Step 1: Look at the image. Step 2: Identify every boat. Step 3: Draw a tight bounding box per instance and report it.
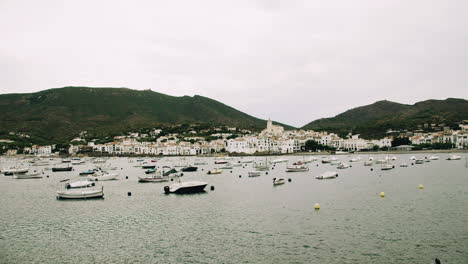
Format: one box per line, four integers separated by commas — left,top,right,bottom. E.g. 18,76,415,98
219,165,233,169
400,163,408,167
138,173,169,182
381,164,394,170
66,180,95,189
194,160,208,165
447,154,462,160
71,160,85,165
161,167,182,177
364,160,373,166
92,158,107,164
253,162,269,171
31,161,50,166
142,165,156,169
145,168,156,174
409,156,416,160
214,160,228,164
61,158,71,163
164,180,208,194
374,159,387,165
286,165,309,172
349,157,360,162
239,159,254,164
386,156,397,161
337,163,350,169
13,171,43,179
79,170,96,175
271,158,289,164
321,158,331,164
273,178,285,185
87,172,118,181
181,166,198,172
248,171,262,177
56,186,104,199
2,167,29,174
315,171,338,179
207,169,222,175
292,161,305,166
429,156,439,160
415,159,424,164
52,166,73,172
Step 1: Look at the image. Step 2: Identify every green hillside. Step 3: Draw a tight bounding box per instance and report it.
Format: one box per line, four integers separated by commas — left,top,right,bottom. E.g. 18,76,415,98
302,98,468,138
0,87,291,143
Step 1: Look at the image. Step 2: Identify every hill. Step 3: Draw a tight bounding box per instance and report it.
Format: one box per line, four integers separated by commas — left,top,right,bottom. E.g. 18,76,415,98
0,86,291,143
302,98,468,138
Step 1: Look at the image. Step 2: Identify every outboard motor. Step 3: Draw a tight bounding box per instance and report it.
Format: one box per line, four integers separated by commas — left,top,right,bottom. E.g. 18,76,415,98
164,186,170,194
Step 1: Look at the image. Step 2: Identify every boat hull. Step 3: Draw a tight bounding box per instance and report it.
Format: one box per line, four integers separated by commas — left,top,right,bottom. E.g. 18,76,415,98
52,167,73,172
170,184,207,194
56,189,104,199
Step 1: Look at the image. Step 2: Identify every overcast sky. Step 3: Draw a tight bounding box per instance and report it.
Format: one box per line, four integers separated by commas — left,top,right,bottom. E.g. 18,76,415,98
1,0,467,127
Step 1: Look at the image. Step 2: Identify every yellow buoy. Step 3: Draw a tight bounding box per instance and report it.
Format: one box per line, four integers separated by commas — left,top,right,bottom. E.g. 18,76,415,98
314,203,320,210
419,184,424,189
380,192,385,197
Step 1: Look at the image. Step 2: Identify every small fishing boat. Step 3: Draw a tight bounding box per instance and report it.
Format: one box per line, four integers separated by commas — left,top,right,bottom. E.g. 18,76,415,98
56,186,104,199
52,166,73,172
87,172,118,181
3,167,29,174
337,163,350,169
364,160,373,166
145,168,156,174
207,169,222,175
374,159,387,165
273,178,285,185
138,174,169,182
248,171,262,177
181,166,198,172
315,171,338,179
381,164,394,170
66,180,95,189
429,156,439,160
349,157,361,162
239,159,254,164
79,170,96,175
61,158,71,163
164,180,208,194
214,160,228,164
447,154,461,160
142,165,156,169
271,158,288,164
286,165,309,172
292,161,305,166
13,171,43,179
415,159,424,164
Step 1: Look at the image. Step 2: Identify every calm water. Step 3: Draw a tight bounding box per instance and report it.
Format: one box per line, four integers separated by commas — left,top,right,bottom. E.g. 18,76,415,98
1,154,467,264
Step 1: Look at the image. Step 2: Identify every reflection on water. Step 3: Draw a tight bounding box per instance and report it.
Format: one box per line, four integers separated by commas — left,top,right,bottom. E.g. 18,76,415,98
1,153,468,263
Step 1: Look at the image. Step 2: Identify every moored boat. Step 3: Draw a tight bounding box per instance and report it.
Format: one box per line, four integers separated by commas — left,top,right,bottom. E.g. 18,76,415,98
381,164,394,170
181,166,198,172
248,171,261,177
273,178,285,185
337,163,350,169
52,166,73,172
164,181,208,194
87,172,118,181
447,154,461,160
315,171,338,179
207,169,222,175
286,165,309,172
13,171,43,179
56,186,104,199
66,180,95,189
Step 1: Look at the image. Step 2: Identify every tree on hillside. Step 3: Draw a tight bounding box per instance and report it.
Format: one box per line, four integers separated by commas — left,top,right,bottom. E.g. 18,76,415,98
392,137,411,147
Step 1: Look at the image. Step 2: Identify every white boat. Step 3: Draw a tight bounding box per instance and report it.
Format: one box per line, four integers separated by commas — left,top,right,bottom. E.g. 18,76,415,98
271,158,289,164
315,171,338,179
87,172,119,181
3,167,29,174
400,163,408,167
429,156,439,160
61,158,71,163
273,178,285,185
381,164,394,170
71,160,85,165
321,157,331,164
214,160,229,164
239,159,254,164
349,157,361,162
447,154,461,160
164,181,208,194
374,159,387,164
368,157,374,161
337,163,350,169
248,171,262,177
409,156,416,160
253,161,269,171
386,156,397,161
66,180,95,188
286,165,309,172
364,160,373,166
92,158,107,164
13,171,43,179
57,186,104,199
219,164,233,169
138,173,168,182
415,159,424,164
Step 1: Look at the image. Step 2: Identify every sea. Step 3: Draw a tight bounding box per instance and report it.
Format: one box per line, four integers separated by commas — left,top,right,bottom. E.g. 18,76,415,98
0,153,467,264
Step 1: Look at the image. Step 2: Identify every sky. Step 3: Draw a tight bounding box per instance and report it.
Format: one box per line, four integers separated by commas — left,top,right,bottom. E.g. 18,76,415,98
1,0,467,127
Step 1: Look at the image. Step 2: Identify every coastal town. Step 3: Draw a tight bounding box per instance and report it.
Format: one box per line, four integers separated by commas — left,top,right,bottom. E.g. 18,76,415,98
4,119,468,157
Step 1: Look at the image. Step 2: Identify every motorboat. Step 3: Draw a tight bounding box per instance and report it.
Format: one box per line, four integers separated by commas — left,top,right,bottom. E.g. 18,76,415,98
415,159,424,164
273,178,286,185
79,170,96,175
219,164,233,170
349,157,361,162
248,171,262,177
214,160,228,164
447,154,462,160
374,159,387,165
13,171,43,179
207,169,222,175
56,186,104,199
364,160,373,166
239,159,254,164
286,165,309,172
321,158,331,164
381,164,394,170
164,180,208,194
181,166,198,172
142,165,156,169
66,180,95,189
429,156,439,160
400,163,408,167
162,166,183,177
271,158,288,164
145,168,156,174
292,161,305,166
337,163,350,169
87,172,119,181
315,171,338,179
61,158,71,163
409,156,416,160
